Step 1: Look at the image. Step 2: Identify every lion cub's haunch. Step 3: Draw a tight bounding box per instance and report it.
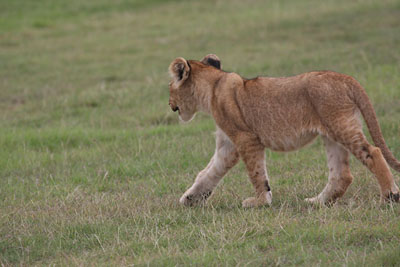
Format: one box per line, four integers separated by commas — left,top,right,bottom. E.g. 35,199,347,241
168,54,400,208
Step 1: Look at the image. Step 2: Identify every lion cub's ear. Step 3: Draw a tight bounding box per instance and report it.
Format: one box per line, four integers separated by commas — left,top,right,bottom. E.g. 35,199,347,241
201,54,221,69
169,57,190,84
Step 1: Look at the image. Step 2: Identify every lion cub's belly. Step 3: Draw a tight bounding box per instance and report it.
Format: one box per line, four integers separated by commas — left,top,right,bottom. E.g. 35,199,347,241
260,131,318,152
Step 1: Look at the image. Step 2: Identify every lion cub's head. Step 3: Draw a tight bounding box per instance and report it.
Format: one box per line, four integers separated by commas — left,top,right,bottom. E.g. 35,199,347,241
168,54,221,122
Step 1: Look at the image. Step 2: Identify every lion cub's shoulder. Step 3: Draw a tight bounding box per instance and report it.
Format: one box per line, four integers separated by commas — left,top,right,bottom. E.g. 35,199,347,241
220,72,243,85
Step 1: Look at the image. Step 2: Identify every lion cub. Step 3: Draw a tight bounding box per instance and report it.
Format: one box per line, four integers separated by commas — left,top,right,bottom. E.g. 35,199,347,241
168,54,400,208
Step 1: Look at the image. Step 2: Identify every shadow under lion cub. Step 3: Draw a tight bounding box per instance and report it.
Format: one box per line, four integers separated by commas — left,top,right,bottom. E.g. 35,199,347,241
168,54,400,208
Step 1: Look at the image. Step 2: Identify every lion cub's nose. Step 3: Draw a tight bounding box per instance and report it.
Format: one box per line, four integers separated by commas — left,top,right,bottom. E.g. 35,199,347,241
170,104,179,112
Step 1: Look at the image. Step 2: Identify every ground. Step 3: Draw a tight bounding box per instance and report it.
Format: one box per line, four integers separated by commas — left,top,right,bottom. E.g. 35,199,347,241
1,0,400,265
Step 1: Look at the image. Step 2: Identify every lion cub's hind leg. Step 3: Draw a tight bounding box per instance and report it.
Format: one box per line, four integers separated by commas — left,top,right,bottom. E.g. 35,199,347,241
305,137,353,205
344,134,400,202
331,129,399,202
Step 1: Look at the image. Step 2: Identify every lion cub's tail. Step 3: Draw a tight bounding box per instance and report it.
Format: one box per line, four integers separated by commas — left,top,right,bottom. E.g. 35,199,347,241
353,84,400,172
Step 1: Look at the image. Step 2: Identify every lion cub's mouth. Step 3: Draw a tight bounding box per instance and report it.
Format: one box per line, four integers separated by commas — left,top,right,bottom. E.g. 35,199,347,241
172,106,179,112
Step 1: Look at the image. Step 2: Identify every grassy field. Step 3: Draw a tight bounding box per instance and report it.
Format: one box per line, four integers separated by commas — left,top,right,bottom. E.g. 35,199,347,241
1,0,400,265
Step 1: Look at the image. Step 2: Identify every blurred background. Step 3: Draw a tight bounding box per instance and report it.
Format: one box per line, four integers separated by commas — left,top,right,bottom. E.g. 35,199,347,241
1,0,399,129
1,0,400,265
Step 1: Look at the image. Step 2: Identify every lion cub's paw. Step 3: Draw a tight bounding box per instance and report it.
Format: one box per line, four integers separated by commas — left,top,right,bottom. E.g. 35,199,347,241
179,190,212,206
389,192,400,202
304,196,325,206
382,191,400,203
242,191,272,208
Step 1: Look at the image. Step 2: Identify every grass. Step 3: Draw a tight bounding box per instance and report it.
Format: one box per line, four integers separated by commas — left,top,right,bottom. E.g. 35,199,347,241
1,0,400,265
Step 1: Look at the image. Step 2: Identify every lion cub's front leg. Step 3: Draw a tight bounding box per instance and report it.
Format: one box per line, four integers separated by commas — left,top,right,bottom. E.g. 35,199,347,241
238,136,272,208
180,129,239,206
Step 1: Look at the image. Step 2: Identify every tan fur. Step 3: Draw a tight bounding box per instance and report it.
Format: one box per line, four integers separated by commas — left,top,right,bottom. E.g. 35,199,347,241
169,55,400,207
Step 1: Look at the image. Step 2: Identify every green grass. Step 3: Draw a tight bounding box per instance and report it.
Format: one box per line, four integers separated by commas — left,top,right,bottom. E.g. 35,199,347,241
1,0,400,265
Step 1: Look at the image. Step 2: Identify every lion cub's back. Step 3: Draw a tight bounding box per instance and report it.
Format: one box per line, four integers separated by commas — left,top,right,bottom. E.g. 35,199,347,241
238,74,320,151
